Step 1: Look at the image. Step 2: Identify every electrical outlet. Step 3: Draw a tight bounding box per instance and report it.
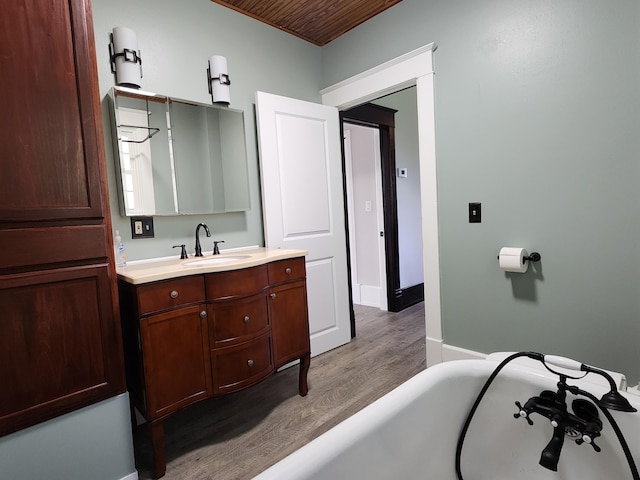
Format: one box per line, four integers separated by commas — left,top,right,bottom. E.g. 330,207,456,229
131,216,154,238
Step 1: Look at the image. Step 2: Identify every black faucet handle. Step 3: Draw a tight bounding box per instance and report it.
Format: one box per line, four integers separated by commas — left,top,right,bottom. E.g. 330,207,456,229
213,240,225,255
575,434,602,453
514,401,534,425
173,244,188,259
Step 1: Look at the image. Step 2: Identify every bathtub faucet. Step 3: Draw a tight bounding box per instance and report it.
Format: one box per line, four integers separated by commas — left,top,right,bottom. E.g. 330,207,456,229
514,375,603,471
456,351,638,480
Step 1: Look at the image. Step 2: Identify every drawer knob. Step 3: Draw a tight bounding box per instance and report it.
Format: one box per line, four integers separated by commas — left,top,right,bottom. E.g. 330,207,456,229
270,293,276,299
170,290,179,299
285,267,292,275
243,315,250,323
247,359,254,367
200,310,207,318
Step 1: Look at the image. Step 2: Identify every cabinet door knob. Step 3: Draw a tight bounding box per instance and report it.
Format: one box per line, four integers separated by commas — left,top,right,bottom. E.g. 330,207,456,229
243,315,250,323
247,359,254,367
270,293,276,299
170,290,179,299
200,310,207,318
285,267,292,275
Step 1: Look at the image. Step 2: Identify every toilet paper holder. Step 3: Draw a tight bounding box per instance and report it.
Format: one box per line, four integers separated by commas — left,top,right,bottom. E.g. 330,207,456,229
496,252,541,264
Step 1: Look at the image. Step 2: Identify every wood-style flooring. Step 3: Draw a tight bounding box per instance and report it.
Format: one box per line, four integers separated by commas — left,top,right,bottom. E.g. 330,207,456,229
133,302,426,479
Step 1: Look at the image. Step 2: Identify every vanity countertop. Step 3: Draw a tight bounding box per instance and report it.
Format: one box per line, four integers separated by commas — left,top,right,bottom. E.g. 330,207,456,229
117,247,308,285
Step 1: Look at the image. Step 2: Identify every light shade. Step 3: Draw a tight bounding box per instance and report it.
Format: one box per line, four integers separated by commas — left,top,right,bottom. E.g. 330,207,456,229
109,26,143,89
207,55,231,105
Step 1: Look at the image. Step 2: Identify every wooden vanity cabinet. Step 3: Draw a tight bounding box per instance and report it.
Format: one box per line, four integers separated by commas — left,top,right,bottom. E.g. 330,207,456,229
118,255,310,478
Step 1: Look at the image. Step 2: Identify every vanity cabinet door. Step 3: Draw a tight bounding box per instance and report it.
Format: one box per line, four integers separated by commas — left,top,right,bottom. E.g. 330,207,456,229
270,280,310,368
140,305,212,419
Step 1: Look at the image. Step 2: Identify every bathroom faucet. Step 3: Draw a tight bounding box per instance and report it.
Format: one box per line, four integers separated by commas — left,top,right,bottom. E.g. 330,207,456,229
456,352,639,480
194,223,211,257
514,376,603,471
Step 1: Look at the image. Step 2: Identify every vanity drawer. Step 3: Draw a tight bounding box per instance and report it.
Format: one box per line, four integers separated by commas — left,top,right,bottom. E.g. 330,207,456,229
205,265,268,299
212,334,273,395
210,293,269,346
267,257,306,284
137,276,205,315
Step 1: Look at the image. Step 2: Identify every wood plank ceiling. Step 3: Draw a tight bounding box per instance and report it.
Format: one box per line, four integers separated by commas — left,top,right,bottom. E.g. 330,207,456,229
210,0,402,46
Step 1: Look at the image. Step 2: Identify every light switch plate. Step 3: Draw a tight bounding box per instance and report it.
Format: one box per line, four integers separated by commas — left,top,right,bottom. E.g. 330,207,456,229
468,203,481,223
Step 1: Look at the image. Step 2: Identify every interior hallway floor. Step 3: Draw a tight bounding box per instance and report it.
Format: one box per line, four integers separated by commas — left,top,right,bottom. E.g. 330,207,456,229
133,302,427,479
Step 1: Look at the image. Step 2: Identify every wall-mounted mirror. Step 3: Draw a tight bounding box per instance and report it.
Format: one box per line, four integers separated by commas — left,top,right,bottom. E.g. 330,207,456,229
108,87,250,216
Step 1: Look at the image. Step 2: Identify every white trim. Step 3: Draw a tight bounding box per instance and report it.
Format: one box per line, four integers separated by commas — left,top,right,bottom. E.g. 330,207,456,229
426,337,443,367
120,472,138,480
320,43,437,109
322,44,443,365
441,344,487,362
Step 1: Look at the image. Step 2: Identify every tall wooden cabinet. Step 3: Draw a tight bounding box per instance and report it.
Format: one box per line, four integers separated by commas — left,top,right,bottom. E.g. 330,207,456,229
0,0,126,436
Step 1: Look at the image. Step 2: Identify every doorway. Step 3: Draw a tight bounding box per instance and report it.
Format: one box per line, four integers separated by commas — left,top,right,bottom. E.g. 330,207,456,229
342,96,424,314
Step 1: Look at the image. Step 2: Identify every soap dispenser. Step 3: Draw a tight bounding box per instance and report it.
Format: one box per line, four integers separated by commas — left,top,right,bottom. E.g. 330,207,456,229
114,230,126,267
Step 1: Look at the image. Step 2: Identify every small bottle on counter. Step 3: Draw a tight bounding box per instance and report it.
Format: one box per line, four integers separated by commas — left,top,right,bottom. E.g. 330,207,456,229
114,230,126,267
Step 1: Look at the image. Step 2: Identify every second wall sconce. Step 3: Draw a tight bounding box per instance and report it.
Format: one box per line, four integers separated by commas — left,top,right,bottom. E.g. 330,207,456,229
207,55,231,105
109,26,143,89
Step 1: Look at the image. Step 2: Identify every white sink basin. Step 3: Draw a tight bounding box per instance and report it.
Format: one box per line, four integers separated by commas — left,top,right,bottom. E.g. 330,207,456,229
183,256,248,267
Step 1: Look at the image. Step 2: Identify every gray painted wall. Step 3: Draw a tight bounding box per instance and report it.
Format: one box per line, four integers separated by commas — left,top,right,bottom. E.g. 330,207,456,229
324,0,640,384
93,0,323,261
0,394,135,480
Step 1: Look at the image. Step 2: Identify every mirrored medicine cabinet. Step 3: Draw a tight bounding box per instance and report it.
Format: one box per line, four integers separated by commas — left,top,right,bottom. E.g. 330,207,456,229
108,86,250,216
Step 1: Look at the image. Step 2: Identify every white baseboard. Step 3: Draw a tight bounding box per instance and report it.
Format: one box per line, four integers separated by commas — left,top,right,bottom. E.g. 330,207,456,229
442,344,487,362
121,472,138,480
359,285,381,308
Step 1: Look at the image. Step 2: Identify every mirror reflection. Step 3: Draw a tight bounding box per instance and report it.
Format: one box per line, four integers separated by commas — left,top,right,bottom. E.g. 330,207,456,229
109,87,250,216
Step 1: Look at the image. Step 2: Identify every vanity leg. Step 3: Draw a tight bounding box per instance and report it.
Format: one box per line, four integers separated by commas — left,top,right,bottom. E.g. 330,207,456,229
149,419,166,478
298,353,310,396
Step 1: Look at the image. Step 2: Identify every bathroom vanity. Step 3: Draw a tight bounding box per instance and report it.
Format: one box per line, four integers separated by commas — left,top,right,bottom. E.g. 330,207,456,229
117,248,310,478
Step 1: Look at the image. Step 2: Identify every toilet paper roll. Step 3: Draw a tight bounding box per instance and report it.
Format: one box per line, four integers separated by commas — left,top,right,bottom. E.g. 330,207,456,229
499,247,529,273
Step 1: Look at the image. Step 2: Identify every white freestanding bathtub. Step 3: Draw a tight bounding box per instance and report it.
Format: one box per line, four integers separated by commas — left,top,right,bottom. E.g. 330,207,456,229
253,357,640,480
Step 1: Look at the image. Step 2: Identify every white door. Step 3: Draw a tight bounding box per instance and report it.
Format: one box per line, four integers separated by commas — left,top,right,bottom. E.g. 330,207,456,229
255,91,351,357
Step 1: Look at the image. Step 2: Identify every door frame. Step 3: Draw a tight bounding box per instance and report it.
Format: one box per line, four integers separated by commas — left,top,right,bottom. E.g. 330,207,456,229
321,43,443,366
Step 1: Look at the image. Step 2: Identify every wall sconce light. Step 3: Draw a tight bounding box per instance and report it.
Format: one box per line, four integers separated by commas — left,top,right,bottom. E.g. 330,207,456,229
207,55,231,105
109,26,143,89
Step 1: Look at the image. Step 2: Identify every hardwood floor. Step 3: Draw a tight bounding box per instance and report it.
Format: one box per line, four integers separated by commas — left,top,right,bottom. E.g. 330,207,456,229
132,302,426,479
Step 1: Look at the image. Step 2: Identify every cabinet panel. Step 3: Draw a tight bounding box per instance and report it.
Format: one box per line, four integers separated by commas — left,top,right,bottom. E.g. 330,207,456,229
141,305,211,418
212,335,273,394
210,293,269,346
270,280,311,367
0,0,104,221
0,266,125,434
206,265,268,299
